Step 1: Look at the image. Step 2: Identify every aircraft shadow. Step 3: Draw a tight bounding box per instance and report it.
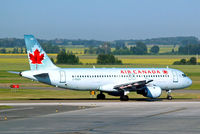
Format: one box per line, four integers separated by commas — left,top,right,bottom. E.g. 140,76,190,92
29,97,196,102
30,98,165,102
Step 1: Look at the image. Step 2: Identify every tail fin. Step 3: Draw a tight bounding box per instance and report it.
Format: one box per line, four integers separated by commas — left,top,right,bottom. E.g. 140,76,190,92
24,35,57,70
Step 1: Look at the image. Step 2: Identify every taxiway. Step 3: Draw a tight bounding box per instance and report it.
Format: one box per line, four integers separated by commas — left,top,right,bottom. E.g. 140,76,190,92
1,102,200,134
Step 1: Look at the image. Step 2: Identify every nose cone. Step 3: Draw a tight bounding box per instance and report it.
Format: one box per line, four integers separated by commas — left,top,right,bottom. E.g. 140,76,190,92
186,77,192,87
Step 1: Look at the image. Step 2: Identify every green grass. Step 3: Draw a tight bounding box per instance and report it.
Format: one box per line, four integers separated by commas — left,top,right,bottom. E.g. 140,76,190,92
0,105,13,110
0,88,199,100
0,54,200,100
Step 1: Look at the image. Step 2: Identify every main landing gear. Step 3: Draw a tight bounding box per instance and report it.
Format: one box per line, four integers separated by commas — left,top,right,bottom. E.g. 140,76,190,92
120,91,130,101
166,90,172,100
97,92,105,100
120,95,129,101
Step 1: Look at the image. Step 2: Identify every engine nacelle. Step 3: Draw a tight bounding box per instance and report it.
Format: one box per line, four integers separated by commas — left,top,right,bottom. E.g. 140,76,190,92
137,85,162,98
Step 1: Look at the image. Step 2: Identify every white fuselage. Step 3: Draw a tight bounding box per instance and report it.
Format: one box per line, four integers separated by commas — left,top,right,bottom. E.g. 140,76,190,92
21,68,192,92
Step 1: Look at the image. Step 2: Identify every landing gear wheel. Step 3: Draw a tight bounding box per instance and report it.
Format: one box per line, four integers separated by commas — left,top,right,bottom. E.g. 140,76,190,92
120,95,129,101
166,90,172,100
167,95,172,100
97,93,105,100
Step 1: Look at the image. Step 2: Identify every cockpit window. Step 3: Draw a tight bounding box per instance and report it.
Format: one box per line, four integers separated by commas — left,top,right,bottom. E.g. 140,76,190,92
182,74,187,77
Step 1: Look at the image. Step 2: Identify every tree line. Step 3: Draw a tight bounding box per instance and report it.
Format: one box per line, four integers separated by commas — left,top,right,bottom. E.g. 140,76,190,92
173,57,197,65
0,43,60,54
178,44,200,55
84,42,160,55
55,49,122,65
0,36,199,48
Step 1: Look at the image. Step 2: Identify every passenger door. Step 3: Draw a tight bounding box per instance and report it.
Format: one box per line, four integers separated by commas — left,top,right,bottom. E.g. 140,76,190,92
172,71,178,83
60,71,66,83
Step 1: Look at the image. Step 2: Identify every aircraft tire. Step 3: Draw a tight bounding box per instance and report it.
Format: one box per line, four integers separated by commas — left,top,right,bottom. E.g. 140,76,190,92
167,95,172,100
97,94,105,100
120,95,129,101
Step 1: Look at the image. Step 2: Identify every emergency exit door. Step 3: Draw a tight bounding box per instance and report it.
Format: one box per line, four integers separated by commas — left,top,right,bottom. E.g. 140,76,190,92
60,71,66,83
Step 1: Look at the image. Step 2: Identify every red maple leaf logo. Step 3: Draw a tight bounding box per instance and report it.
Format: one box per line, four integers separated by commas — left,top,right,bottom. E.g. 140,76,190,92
163,70,168,74
29,49,44,64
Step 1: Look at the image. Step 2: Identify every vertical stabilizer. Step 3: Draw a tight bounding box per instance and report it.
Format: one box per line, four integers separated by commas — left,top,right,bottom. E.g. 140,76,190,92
24,35,57,70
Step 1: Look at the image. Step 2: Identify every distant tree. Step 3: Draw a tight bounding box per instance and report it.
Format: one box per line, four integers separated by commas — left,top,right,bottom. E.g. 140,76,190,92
150,45,159,54
178,44,200,55
96,43,111,54
56,50,80,64
130,46,137,54
173,57,197,65
181,39,199,46
171,48,175,54
173,61,181,65
97,54,122,65
41,43,60,53
12,48,19,53
112,47,131,55
50,57,55,64
180,59,186,64
56,49,66,63
0,48,6,53
188,57,197,65
114,42,126,50
130,42,147,55
20,47,23,54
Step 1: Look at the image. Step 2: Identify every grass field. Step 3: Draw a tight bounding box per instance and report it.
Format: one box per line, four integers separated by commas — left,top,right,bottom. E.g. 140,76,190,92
0,54,199,68
0,88,200,100
0,105,13,110
0,54,200,100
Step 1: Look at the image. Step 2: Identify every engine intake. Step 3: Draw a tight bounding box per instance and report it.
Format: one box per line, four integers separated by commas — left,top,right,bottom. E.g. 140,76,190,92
137,85,162,98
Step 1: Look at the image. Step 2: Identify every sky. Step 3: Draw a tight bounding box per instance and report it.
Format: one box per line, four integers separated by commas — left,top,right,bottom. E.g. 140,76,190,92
0,0,200,41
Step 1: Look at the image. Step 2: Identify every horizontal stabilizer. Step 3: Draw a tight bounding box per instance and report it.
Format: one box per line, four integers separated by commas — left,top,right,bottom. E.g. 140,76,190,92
8,71,21,75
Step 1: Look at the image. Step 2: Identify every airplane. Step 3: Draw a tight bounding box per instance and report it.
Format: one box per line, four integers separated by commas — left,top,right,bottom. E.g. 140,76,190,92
9,35,192,101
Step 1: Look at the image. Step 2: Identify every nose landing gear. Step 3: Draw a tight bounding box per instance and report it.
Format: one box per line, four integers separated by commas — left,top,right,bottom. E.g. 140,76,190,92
166,90,172,100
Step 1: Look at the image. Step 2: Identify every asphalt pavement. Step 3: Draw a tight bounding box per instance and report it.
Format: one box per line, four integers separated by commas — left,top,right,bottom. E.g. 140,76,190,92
0,102,200,134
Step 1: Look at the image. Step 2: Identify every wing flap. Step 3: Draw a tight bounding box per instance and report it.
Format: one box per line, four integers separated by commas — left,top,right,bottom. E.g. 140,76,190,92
114,80,153,91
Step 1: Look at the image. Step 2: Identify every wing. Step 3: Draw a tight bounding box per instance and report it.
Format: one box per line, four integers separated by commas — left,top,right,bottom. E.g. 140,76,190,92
113,80,153,91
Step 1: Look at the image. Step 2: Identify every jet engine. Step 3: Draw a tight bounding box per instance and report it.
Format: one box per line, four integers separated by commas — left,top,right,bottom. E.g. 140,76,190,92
137,85,162,98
